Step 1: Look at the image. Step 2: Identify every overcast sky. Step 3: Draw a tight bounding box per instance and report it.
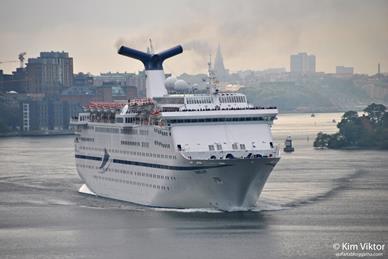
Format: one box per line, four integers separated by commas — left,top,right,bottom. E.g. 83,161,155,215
1,0,387,75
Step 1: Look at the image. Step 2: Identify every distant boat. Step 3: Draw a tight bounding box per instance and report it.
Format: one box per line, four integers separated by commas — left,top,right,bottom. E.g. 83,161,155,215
332,119,336,123
283,136,295,152
311,113,315,117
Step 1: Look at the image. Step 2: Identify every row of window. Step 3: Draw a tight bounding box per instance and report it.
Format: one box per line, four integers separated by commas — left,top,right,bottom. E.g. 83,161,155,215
78,146,177,160
154,128,169,136
208,143,246,151
124,117,135,123
93,175,171,191
121,127,138,135
167,117,272,124
78,164,97,169
80,137,94,142
120,128,150,135
120,140,149,148
95,127,120,134
124,151,176,160
121,140,140,147
139,129,149,136
232,143,246,150
186,97,213,104
154,140,171,149
219,95,246,103
108,167,177,181
95,126,149,135
78,164,177,182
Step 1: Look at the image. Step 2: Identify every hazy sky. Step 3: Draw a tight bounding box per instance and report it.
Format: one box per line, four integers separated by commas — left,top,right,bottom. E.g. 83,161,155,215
1,0,387,75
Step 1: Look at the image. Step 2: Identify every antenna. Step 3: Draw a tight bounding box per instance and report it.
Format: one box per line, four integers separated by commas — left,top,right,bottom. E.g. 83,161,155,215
207,53,217,95
149,39,154,54
208,53,212,72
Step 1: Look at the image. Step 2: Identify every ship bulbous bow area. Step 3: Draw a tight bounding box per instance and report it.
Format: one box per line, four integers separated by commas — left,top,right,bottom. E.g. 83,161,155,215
117,45,183,70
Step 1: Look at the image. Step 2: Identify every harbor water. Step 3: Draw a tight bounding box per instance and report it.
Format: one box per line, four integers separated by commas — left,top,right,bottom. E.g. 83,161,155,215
0,112,387,259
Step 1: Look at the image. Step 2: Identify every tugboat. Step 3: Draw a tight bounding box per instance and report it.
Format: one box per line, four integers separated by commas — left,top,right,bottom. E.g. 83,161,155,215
283,136,295,152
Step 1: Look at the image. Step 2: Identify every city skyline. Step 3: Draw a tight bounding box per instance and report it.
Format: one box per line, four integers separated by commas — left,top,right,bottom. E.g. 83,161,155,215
1,0,388,75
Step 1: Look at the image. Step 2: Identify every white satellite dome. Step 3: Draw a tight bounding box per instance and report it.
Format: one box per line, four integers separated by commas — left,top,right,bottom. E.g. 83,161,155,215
174,79,190,91
165,76,177,89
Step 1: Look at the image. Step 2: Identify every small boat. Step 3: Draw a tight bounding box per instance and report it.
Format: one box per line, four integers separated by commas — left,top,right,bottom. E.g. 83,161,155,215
311,113,315,117
332,119,336,123
283,136,295,152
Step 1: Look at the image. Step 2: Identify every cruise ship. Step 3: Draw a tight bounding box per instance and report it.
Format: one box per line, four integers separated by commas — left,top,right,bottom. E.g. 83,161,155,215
71,44,280,211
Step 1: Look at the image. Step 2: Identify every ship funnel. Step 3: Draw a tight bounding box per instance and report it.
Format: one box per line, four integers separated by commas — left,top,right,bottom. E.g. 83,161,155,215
118,45,182,70
118,45,183,98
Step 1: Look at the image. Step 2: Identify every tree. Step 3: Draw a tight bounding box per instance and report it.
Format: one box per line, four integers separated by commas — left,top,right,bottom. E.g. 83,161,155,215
337,111,363,145
327,133,347,149
382,112,388,128
364,103,386,126
313,104,388,150
313,132,331,148
339,110,359,124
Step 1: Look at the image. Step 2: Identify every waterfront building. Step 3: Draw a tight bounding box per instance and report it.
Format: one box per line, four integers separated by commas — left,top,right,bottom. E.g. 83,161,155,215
26,51,73,95
290,52,316,73
336,66,354,75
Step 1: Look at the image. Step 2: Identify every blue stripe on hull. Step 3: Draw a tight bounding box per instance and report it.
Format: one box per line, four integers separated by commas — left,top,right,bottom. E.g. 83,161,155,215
75,154,230,171
75,154,102,161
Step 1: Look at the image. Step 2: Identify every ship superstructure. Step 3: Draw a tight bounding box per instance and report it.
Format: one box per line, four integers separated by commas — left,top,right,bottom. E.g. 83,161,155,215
71,43,280,211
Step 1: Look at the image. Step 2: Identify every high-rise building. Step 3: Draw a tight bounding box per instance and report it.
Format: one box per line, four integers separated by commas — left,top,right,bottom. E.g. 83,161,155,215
290,52,316,73
213,45,229,80
336,66,354,75
20,97,79,132
26,51,73,95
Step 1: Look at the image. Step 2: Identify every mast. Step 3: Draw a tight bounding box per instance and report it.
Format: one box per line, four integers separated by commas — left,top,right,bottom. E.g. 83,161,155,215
207,54,218,95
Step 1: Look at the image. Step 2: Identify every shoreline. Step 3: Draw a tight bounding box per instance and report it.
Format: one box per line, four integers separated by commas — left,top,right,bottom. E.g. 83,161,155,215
316,146,388,151
0,131,75,138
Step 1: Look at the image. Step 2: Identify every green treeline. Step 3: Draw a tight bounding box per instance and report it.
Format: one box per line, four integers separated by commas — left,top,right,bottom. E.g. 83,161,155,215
314,103,388,149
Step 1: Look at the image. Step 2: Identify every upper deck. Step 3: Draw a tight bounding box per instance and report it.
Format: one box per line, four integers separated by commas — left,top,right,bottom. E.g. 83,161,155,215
70,92,278,128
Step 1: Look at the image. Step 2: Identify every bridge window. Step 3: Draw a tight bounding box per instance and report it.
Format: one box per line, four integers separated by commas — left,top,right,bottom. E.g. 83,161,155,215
208,145,215,151
240,144,246,150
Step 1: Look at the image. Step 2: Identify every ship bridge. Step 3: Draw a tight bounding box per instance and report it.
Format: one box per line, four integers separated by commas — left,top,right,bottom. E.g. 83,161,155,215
158,98,279,161
154,92,250,112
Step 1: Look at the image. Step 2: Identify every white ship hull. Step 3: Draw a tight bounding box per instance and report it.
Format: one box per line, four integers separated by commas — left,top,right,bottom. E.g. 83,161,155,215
74,123,279,211
77,156,278,210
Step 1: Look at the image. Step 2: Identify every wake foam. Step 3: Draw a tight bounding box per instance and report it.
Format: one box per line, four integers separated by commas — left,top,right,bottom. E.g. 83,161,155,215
78,184,96,195
284,169,366,208
151,199,285,213
152,208,223,213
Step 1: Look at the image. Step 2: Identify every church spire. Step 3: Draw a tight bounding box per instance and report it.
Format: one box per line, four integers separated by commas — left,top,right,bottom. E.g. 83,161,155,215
213,44,228,79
